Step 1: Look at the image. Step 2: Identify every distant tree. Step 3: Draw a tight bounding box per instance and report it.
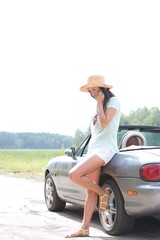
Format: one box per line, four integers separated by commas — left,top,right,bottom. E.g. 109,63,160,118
120,107,160,126
73,129,86,148
144,107,160,126
72,126,91,148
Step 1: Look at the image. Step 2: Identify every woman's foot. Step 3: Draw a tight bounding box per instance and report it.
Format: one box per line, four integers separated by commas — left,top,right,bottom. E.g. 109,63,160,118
99,193,109,212
65,228,89,238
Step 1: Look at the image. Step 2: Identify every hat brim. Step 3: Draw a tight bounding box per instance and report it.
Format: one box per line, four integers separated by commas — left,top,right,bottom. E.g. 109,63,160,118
80,83,113,92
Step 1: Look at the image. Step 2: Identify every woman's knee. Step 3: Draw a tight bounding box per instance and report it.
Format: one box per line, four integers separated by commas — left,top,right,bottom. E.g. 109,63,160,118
68,169,78,182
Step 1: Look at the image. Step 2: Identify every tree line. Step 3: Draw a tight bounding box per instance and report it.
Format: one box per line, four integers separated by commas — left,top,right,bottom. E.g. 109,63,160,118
0,132,73,149
0,107,160,149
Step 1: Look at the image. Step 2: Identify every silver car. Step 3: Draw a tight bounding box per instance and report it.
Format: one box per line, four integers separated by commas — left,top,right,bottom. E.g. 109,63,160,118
44,125,160,235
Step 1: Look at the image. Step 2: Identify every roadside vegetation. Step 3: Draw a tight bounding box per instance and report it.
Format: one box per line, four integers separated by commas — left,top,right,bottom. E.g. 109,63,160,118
0,149,64,181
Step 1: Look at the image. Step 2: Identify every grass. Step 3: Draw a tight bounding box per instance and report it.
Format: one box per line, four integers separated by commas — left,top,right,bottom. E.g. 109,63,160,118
0,149,64,181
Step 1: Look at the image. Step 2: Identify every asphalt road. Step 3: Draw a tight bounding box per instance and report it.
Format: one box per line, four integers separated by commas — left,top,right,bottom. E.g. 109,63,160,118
0,175,160,240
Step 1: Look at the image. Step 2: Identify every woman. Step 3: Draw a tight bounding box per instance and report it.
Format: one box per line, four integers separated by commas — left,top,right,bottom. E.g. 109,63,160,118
65,75,121,238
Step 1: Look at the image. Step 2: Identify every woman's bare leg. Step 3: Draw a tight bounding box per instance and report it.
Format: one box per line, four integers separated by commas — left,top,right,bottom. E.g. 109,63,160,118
68,154,106,196
65,155,109,238
65,168,101,238
81,168,101,229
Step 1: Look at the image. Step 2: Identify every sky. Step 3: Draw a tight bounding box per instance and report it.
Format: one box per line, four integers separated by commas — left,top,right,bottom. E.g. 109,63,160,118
0,0,160,136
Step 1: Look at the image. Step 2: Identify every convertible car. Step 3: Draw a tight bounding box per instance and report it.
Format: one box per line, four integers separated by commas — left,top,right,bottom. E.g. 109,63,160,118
44,125,160,235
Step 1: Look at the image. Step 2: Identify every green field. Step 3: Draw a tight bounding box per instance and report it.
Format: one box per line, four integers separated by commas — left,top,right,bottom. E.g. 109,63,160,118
0,149,64,180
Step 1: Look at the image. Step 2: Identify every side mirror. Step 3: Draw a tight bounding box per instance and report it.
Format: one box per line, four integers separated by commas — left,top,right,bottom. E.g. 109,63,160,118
65,147,76,159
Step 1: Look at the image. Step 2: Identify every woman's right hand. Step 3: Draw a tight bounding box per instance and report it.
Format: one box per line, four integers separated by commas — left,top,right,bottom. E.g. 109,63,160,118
96,91,104,104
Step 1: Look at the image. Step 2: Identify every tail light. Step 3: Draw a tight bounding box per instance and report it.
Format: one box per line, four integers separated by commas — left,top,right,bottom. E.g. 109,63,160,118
140,164,160,181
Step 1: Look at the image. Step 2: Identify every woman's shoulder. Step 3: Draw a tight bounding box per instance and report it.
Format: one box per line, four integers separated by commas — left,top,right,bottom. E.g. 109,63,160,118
109,96,120,103
108,96,120,109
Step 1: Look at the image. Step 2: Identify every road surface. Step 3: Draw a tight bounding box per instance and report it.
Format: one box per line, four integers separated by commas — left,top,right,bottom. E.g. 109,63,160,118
0,175,160,239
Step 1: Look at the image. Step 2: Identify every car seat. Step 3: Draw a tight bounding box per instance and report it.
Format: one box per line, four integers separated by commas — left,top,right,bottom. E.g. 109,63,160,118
119,131,147,149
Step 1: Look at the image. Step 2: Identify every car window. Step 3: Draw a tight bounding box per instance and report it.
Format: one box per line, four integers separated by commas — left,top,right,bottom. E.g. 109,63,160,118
75,135,91,157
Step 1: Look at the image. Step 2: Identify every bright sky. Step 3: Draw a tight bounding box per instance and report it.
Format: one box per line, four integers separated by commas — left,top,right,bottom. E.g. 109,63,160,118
0,0,160,136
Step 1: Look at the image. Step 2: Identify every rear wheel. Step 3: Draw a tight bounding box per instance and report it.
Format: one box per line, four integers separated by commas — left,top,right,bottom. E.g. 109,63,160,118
99,179,135,235
44,173,66,211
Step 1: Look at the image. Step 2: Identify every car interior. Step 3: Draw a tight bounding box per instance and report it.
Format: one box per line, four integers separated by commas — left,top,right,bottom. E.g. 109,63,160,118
119,131,147,149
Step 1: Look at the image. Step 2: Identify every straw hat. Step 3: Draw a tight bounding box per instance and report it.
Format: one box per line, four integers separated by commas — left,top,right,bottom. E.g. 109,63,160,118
80,75,112,92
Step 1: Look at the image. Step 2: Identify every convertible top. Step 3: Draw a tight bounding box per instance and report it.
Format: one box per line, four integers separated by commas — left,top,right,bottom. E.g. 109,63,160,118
119,125,160,132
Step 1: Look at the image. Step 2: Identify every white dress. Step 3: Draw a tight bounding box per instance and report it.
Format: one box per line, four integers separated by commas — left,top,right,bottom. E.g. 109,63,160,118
87,97,121,165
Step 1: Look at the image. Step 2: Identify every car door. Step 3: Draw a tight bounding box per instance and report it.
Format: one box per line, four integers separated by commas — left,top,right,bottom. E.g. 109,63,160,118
59,135,90,205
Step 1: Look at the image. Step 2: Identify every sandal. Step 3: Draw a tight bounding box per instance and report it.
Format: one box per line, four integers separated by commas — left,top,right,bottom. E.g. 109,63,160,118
99,193,109,212
65,228,89,238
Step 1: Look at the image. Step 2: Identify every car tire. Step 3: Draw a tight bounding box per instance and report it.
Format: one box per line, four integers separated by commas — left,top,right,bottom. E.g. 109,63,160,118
44,173,66,211
99,179,135,235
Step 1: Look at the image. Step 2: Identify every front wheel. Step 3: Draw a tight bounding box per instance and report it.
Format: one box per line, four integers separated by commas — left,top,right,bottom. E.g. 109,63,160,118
99,179,135,235
44,173,66,211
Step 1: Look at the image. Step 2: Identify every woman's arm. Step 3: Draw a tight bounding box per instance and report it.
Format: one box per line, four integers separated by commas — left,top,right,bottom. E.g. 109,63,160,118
96,91,117,128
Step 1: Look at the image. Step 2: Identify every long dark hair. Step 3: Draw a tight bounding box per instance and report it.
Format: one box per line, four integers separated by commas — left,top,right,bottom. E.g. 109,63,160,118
100,87,115,111
89,87,115,111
